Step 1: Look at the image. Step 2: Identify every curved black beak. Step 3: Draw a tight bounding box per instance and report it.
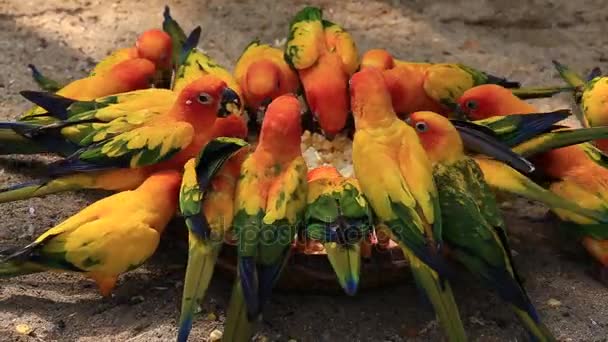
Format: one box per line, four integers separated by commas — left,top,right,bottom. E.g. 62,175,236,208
219,87,241,117
452,119,535,174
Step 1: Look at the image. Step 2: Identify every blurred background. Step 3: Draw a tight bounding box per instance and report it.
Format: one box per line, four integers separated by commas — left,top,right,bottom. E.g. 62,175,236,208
0,0,607,341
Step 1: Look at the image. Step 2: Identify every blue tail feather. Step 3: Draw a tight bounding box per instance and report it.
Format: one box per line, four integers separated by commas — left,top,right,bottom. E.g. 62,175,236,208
238,257,259,320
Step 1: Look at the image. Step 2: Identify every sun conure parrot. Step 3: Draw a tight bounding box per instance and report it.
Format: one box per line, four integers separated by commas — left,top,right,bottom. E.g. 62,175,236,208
552,60,608,152
18,58,157,126
360,49,568,118
25,25,179,107
456,84,608,284
223,95,308,342
408,111,556,341
177,137,249,342
284,6,359,136
234,40,299,133
0,170,182,297
349,68,467,341
0,76,241,204
172,48,243,108
304,165,373,296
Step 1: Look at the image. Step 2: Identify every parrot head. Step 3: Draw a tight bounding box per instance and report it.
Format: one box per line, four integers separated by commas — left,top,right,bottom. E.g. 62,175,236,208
135,29,173,69
360,49,394,70
110,58,157,90
212,114,249,139
409,111,535,173
407,111,465,163
350,68,397,129
456,84,515,120
258,94,302,155
307,165,342,182
177,75,242,121
244,59,282,109
302,53,350,137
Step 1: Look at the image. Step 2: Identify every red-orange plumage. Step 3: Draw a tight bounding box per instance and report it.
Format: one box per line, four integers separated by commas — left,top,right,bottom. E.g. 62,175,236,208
300,52,349,136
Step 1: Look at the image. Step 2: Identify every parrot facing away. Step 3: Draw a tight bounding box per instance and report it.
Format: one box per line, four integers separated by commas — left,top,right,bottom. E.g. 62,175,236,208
350,68,467,341
223,95,308,342
408,111,555,341
304,165,373,296
234,40,299,132
0,170,182,297
18,58,158,126
552,60,608,153
360,49,567,118
27,28,174,92
456,83,608,283
0,75,242,204
284,6,359,136
177,137,250,342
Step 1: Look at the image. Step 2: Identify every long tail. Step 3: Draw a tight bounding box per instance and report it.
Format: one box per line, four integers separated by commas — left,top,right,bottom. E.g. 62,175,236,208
511,305,556,342
511,86,574,99
552,60,586,89
513,127,608,157
483,72,520,88
177,239,221,342
0,121,78,156
0,260,44,278
223,280,257,342
27,64,63,92
405,249,467,342
475,158,608,223
325,243,360,295
0,174,98,204
0,125,48,155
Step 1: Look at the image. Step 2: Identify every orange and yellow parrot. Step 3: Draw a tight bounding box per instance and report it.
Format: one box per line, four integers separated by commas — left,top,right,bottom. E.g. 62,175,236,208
177,137,249,342
223,95,308,342
0,75,241,203
350,68,466,341
360,49,567,118
234,40,299,131
456,84,608,283
552,60,608,153
408,111,555,341
284,6,359,136
304,166,372,296
235,40,299,111
0,170,182,297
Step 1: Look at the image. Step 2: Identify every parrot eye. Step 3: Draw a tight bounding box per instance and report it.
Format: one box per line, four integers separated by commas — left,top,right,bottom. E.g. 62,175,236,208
415,121,428,132
197,92,213,105
465,100,478,110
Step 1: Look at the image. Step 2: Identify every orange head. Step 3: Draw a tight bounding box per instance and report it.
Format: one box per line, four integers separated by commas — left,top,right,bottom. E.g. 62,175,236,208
109,58,157,90
457,84,533,120
407,111,463,164
349,68,397,129
258,94,302,156
244,59,282,109
136,29,173,69
176,75,242,125
307,165,342,182
212,114,249,139
301,53,349,136
360,49,394,70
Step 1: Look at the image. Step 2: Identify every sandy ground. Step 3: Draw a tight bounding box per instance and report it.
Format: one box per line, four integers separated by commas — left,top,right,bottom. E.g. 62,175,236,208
1,0,608,341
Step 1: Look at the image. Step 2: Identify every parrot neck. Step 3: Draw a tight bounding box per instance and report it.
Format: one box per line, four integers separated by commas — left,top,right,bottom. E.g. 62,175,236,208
256,140,301,162
422,137,464,166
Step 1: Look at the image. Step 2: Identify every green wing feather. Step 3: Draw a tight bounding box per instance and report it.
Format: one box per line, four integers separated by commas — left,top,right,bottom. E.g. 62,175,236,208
177,137,248,342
